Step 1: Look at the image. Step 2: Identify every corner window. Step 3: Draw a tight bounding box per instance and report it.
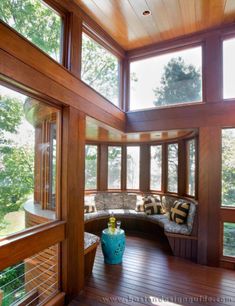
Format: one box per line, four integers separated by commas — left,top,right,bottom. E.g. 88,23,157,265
150,145,162,191
81,32,120,107
0,0,63,62
223,38,235,99
222,129,235,207
167,143,178,193
130,46,202,110
85,145,98,190
186,139,196,196
126,146,140,189
108,146,122,189
0,84,60,238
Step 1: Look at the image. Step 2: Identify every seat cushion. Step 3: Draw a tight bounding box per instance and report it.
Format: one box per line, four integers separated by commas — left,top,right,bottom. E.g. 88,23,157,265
164,221,191,235
123,193,137,210
103,193,124,209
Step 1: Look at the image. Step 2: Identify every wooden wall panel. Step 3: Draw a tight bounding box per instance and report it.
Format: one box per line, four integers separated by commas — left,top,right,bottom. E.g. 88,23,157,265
198,127,221,266
61,107,85,301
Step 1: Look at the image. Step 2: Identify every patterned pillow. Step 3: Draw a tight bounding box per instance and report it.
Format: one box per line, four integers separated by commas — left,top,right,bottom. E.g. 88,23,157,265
170,201,190,224
143,196,163,215
84,203,96,213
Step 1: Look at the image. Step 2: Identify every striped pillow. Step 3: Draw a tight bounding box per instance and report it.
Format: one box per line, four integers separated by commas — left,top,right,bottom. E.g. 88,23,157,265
143,196,163,215
84,203,96,213
170,201,190,224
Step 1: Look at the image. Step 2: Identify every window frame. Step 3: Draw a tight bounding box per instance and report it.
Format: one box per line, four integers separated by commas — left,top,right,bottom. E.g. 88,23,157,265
220,221,235,262
127,43,204,112
149,144,163,192
81,25,122,109
85,143,99,191
166,142,179,194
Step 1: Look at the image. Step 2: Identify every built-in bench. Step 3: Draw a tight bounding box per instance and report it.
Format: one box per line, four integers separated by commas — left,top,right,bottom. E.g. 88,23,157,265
84,192,198,261
84,232,99,278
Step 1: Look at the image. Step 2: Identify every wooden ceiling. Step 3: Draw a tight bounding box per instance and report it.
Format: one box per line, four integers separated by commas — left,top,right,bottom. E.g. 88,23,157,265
86,117,196,143
75,0,235,50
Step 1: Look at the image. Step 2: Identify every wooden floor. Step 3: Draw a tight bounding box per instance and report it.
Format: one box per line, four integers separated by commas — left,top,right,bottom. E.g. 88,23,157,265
71,232,235,306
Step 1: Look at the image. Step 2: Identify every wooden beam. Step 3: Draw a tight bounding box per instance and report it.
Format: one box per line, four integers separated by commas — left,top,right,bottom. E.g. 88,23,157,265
61,107,85,301
0,221,65,271
99,144,108,191
140,145,150,192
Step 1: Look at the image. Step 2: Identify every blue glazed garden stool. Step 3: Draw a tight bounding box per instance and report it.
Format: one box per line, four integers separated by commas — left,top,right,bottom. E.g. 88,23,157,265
101,229,126,264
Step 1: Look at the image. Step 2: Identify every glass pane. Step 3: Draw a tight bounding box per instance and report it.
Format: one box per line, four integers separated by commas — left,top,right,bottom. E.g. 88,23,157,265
0,0,62,62
0,84,60,238
0,244,59,305
150,145,162,190
222,129,235,207
81,32,119,106
223,38,235,99
130,46,202,110
108,146,122,189
167,144,178,193
85,145,98,190
126,146,140,189
187,139,196,196
223,222,235,257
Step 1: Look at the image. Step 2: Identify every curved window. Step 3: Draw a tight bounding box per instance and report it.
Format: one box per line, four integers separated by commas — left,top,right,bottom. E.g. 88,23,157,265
150,145,162,191
186,139,196,196
108,146,122,189
126,146,140,189
85,145,98,190
167,143,178,193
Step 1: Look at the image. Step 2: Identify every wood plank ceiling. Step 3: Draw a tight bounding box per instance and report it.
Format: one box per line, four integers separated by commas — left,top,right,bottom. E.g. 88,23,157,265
75,0,235,50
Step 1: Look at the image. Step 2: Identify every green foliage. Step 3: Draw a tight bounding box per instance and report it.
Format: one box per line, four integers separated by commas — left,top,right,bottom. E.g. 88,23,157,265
0,0,61,61
0,93,34,230
0,263,25,306
82,33,119,105
153,57,201,106
108,147,121,188
222,130,235,206
85,145,97,190
223,223,235,257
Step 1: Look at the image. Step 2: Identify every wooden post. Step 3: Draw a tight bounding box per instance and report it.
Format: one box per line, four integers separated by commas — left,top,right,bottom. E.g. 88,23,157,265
61,106,85,301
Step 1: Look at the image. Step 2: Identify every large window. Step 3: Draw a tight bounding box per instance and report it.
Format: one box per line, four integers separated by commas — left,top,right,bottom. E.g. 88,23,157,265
0,84,60,238
126,146,140,189
130,46,202,110
0,0,63,62
186,139,196,196
85,145,98,190
223,38,235,99
167,143,178,193
81,32,120,106
150,145,162,191
108,146,122,189
222,129,235,207
223,222,235,258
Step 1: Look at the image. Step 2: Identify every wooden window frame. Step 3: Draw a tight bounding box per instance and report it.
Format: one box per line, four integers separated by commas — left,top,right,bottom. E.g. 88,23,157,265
107,145,123,190
185,138,197,198
126,145,141,191
220,221,235,263
126,42,204,112
81,25,124,109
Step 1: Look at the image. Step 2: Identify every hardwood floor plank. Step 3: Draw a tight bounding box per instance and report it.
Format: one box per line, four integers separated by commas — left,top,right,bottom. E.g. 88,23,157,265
70,233,235,306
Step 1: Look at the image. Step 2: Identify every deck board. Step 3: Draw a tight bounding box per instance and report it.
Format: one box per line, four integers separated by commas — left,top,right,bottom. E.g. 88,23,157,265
71,233,235,306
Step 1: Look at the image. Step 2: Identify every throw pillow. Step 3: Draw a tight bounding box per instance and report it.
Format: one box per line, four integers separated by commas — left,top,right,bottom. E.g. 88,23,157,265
143,196,163,215
84,202,96,213
170,201,190,224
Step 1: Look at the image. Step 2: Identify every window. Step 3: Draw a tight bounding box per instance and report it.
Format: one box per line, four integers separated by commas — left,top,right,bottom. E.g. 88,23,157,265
0,84,60,237
222,129,235,207
223,222,235,258
167,143,178,193
126,146,140,189
108,146,122,189
223,38,235,99
150,145,162,191
85,145,98,190
0,0,63,62
186,139,196,196
81,32,120,106
130,46,202,110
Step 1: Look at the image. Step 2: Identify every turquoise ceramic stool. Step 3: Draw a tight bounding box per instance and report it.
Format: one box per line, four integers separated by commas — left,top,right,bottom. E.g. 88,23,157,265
101,228,126,264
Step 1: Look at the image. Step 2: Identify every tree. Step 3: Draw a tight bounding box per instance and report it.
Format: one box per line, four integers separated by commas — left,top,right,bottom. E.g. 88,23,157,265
85,145,98,190
153,57,201,106
0,0,61,60
0,94,34,229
